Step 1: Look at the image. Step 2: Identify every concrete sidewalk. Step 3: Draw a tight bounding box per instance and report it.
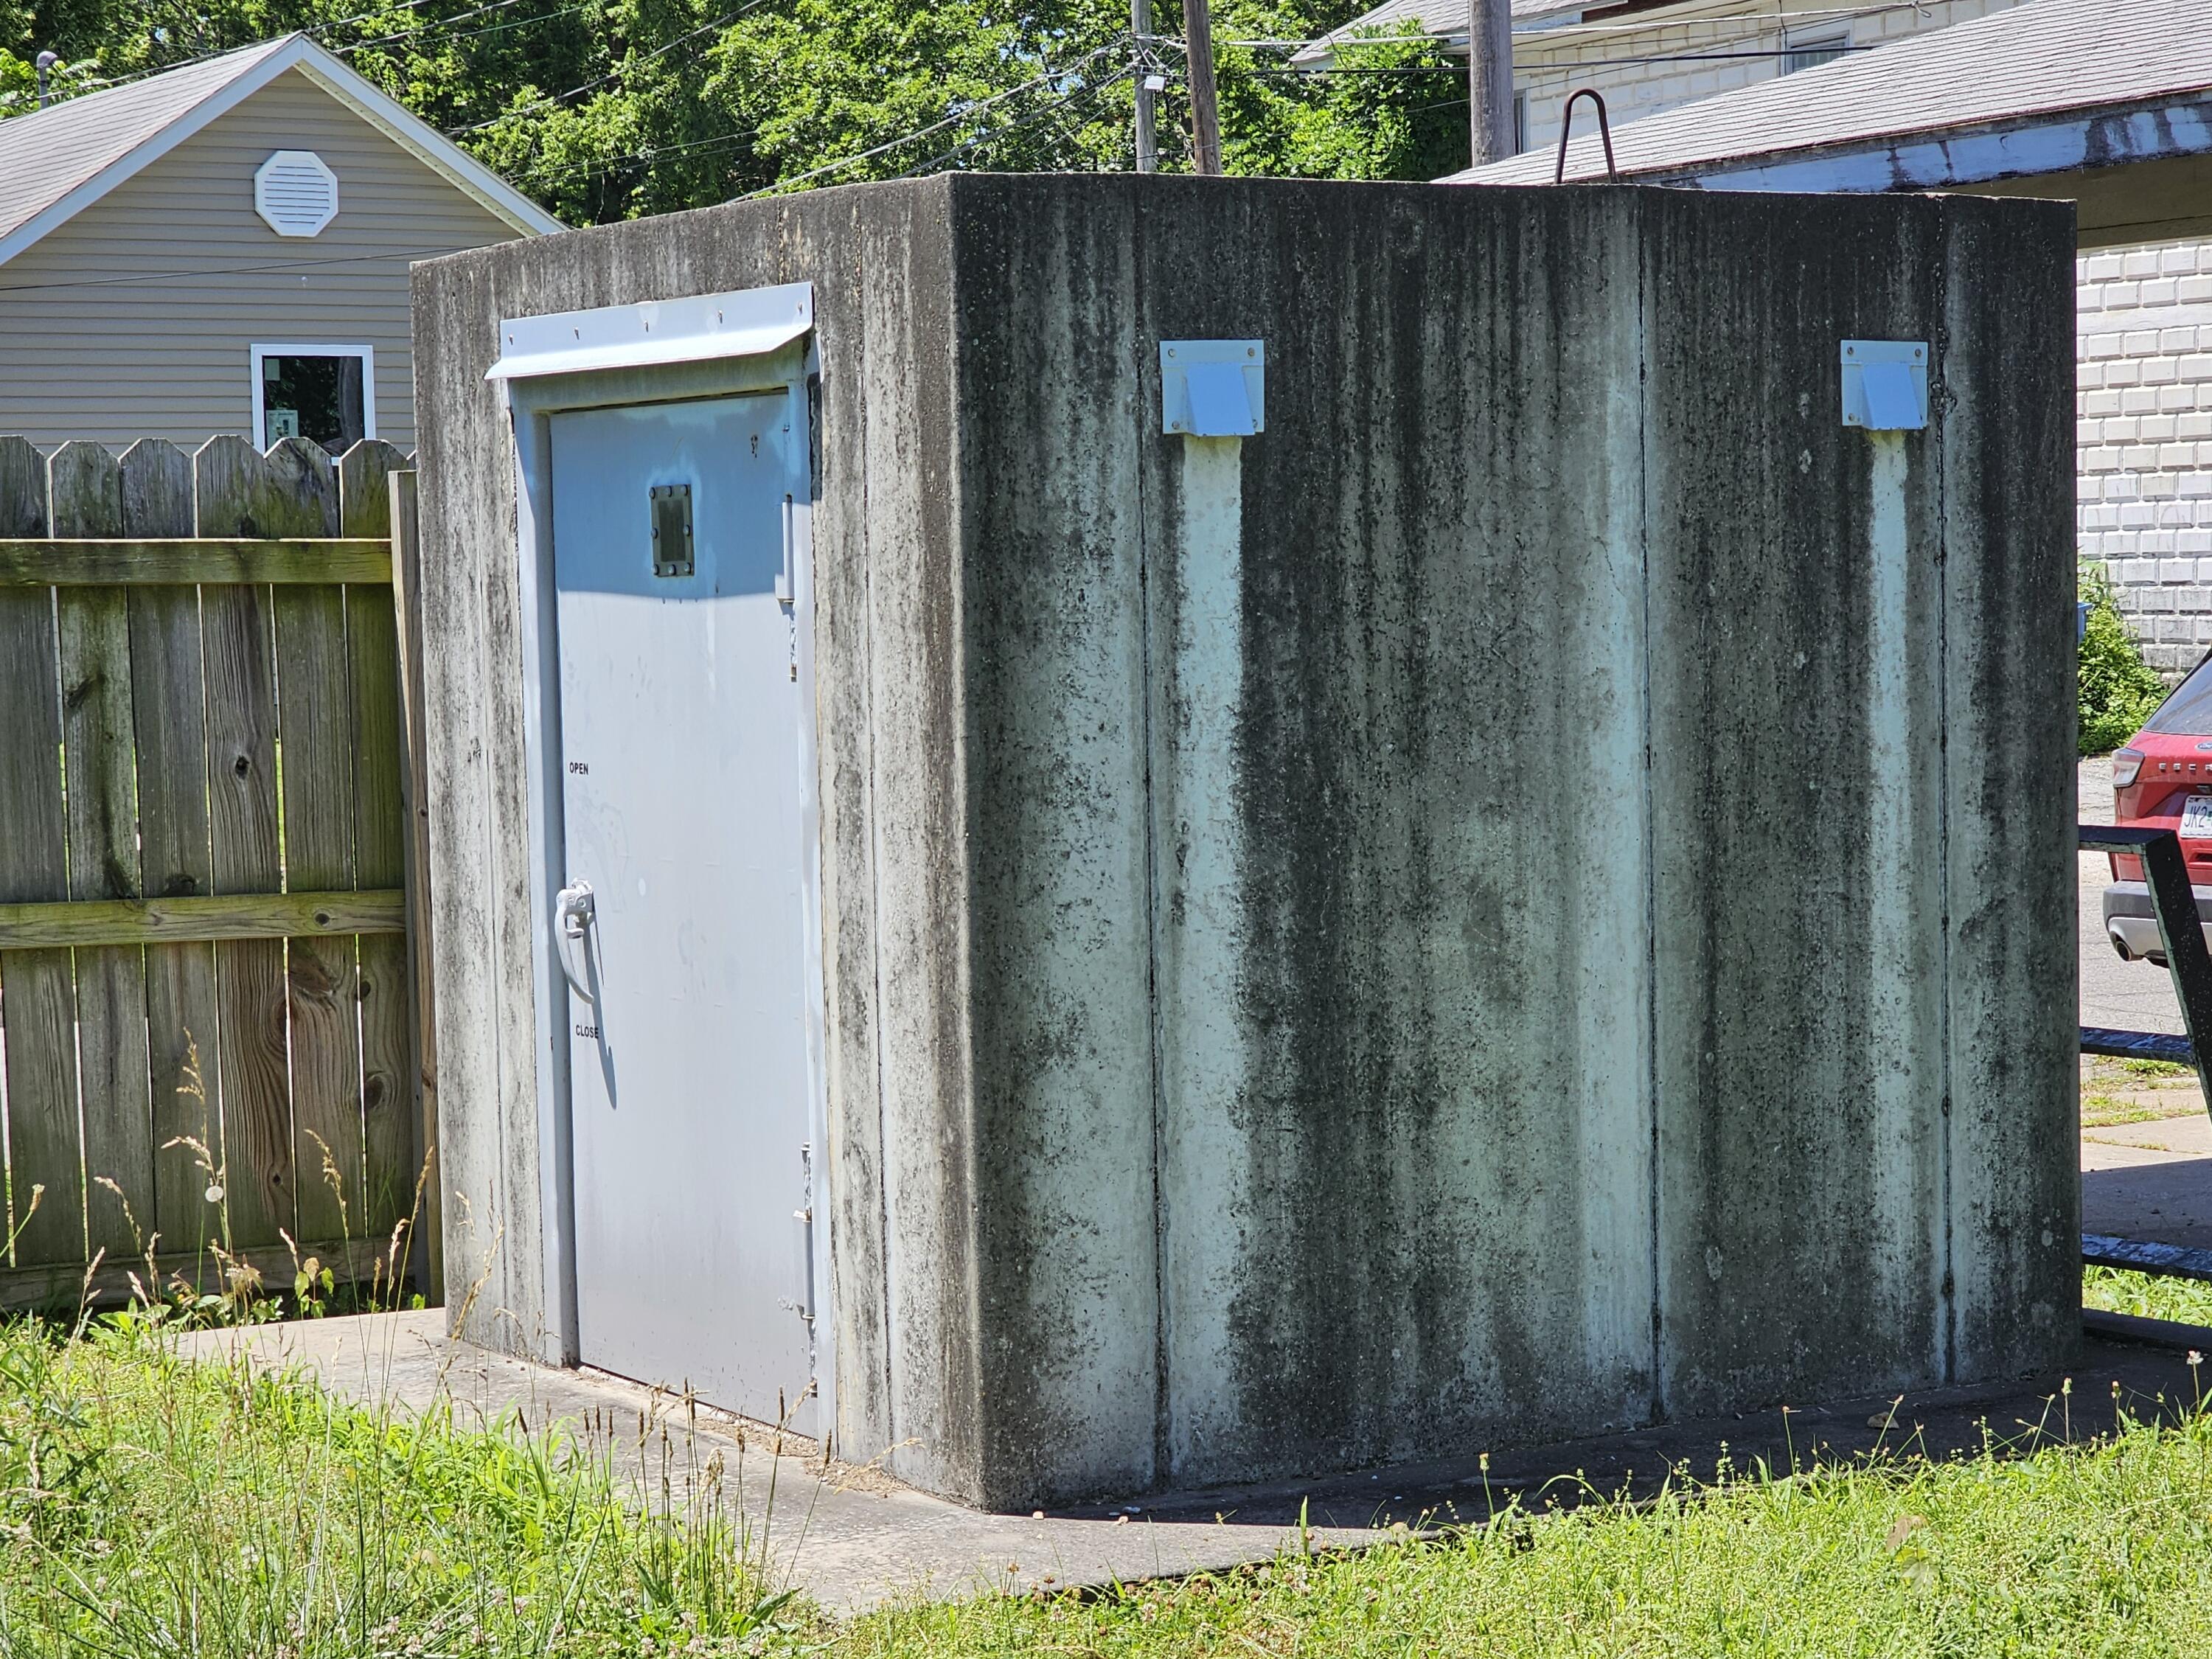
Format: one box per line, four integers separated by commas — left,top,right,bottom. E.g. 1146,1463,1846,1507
178,1310,2212,1613
178,1310,1382,1609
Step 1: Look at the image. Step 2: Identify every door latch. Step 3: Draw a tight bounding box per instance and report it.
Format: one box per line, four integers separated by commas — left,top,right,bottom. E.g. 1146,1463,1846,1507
554,879,595,1002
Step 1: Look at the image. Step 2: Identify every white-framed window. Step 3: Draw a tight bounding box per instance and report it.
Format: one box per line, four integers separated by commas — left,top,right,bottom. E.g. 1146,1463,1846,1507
250,344,375,453
1513,89,1527,155
1782,27,1851,74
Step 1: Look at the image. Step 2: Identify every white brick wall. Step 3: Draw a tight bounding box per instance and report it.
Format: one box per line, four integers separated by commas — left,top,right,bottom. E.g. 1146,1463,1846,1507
2079,241,2212,676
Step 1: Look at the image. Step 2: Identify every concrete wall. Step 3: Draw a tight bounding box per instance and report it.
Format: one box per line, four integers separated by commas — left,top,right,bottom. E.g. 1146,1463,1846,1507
413,175,2077,1510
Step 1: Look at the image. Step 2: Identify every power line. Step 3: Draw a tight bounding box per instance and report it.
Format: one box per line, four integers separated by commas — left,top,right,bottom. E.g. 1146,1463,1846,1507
1250,0,1932,52
887,64,1135,181
448,0,771,135
530,122,757,184
0,244,493,294
1248,46,1874,75
531,35,1131,189
330,0,585,54
329,0,535,49
742,38,1127,198
317,0,442,35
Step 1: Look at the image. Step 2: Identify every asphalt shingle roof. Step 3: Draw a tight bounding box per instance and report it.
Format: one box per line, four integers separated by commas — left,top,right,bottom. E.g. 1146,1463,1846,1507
1450,0,2212,184
0,38,291,246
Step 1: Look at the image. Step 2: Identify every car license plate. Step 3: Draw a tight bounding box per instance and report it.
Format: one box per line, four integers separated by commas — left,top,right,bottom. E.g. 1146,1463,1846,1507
2183,796,2212,838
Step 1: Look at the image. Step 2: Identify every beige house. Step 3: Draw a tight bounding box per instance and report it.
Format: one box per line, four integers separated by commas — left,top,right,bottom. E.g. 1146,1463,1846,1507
0,33,560,453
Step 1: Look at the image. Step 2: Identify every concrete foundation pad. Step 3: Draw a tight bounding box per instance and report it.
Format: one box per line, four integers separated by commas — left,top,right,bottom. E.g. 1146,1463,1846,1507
176,1312,2211,1613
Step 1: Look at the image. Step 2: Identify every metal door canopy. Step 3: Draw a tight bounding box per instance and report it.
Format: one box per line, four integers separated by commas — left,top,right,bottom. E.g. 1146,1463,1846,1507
486,283,814,381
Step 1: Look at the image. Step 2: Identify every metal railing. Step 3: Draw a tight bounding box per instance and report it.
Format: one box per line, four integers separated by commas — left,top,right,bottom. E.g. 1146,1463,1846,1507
2079,824,2212,1091
2080,823,2212,1285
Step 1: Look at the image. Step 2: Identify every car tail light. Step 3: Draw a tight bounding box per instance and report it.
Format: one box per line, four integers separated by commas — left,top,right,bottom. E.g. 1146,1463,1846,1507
2112,748,2145,790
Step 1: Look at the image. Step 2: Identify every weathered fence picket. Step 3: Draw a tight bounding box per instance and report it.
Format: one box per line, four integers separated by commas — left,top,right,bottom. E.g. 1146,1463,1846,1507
197,437,298,1250
52,441,154,1260
0,437,77,1267
123,438,223,1244
0,434,428,1306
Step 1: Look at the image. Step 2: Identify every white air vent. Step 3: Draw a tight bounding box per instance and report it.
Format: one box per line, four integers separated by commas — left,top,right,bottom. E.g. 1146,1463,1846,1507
254,150,338,237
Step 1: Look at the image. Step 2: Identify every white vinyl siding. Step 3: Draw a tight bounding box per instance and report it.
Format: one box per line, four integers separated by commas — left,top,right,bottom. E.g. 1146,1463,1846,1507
0,69,524,451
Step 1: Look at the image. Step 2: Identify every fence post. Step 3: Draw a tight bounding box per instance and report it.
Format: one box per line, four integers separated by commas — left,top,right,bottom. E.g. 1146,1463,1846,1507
389,467,442,1296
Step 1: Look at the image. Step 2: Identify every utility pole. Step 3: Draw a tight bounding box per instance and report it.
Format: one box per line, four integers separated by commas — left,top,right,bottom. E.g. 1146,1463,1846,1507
1467,0,1514,166
1133,0,1158,173
1183,0,1223,175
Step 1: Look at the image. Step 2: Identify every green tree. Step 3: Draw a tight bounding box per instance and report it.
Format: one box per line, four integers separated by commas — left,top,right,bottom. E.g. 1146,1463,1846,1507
0,0,1473,221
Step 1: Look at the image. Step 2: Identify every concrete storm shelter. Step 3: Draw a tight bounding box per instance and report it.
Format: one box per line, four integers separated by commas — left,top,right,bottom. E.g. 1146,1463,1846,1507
412,175,2077,1509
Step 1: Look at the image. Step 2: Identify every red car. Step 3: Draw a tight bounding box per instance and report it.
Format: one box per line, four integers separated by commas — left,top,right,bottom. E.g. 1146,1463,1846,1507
2107,665,2212,963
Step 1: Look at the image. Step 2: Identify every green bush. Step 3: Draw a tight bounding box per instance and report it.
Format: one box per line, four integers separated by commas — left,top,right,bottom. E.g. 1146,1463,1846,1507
2080,564,2170,756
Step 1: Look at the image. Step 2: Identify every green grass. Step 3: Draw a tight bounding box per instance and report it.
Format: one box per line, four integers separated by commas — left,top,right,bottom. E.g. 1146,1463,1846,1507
2079,1091,2197,1128
0,1315,793,1657
2086,1264,2212,1327
2118,1058,2197,1079
13,1271,2212,1657
848,1413,2212,1657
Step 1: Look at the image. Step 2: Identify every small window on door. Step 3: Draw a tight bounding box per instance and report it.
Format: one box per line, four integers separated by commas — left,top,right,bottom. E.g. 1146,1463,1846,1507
251,344,374,453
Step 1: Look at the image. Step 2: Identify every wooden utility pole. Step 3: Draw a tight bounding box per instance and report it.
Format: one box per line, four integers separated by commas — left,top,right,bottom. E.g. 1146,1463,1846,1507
1183,0,1223,175
1134,0,1158,172
1468,0,1514,166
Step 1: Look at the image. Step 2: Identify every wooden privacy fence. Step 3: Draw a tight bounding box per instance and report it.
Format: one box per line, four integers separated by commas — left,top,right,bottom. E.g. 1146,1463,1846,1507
0,433,435,1308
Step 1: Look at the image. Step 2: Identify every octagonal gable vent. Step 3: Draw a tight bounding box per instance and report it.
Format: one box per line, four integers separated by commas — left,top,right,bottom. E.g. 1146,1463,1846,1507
254,150,338,237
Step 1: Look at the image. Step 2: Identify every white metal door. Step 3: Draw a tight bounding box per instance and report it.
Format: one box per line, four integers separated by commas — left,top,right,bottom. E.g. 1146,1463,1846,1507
549,392,817,1429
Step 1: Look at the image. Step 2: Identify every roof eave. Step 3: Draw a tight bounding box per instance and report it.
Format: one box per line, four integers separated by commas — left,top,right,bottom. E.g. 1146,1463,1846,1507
0,32,562,270
1447,88,2212,190
1660,90,2212,194
0,38,292,269
285,38,563,237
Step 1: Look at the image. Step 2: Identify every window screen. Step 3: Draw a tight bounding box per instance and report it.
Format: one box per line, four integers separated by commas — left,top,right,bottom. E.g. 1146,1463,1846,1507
1783,31,1850,73
260,352,366,453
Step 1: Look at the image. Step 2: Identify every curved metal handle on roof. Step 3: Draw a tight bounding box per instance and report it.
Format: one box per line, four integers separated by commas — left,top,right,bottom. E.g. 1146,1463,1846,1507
1554,88,1619,185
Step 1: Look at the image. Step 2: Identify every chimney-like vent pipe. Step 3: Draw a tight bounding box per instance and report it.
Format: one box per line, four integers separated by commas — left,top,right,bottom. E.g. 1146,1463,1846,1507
35,51,59,108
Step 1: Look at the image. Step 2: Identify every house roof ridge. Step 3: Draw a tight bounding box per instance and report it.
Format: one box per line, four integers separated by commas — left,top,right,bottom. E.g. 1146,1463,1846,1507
0,31,560,267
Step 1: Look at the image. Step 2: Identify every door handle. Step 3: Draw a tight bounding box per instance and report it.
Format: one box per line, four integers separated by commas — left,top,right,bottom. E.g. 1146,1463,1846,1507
776,493,794,606
554,879,596,1002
